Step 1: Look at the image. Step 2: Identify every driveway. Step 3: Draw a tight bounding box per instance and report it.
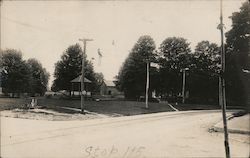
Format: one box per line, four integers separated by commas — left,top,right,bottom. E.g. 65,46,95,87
1,110,249,158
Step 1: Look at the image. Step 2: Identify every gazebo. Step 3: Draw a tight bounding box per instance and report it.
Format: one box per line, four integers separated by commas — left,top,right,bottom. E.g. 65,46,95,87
70,75,92,97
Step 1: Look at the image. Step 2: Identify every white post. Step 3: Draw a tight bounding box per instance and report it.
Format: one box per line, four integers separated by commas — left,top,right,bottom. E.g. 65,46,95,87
145,61,150,109
182,68,189,104
31,98,37,108
182,69,186,104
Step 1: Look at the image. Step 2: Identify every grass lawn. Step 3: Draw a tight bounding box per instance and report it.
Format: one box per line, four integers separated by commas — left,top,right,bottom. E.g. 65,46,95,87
0,97,245,121
0,97,31,111
0,97,223,115
0,97,174,117
38,98,174,116
0,97,227,119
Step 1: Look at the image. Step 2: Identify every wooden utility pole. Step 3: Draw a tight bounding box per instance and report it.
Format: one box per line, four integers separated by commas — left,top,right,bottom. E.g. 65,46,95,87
79,38,93,114
218,0,230,157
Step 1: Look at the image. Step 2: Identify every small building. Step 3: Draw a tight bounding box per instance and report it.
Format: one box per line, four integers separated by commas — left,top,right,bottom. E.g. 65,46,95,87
70,75,92,97
100,80,120,96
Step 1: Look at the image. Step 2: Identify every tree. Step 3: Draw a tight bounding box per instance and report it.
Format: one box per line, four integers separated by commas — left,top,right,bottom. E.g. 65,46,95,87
1,49,31,96
52,44,82,92
188,41,220,104
27,58,50,96
52,44,97,93
225,1,250,106
94,72,104,93
117,35,157,99
194,41,220,73
157,37,192,98
159,37,192,69
0,50,3,89
84,59,99,93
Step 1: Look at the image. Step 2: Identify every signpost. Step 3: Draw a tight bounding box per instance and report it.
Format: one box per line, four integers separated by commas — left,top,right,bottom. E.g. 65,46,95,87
145,62,160,108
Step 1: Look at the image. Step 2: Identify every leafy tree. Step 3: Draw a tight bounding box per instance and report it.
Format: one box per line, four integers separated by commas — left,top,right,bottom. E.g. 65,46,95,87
84,60,99,93
0,50,3,89
117,35,157,99
225,1,250,106
94,72,104,93
52,44,98,93
159,37,191,70
188,41,220,104
194,41,220,73
27,58,50,96
52,44,82,92
1,49,31,97
157,37,191,98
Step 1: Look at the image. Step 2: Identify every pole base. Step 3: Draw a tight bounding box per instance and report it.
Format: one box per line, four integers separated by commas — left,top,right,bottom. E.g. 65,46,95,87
141,107,149,110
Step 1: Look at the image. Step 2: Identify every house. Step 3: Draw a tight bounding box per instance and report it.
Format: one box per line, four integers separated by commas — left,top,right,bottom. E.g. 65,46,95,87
100,80,120,96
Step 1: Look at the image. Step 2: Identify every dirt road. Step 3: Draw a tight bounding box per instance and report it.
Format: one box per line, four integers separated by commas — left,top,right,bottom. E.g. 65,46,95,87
1,110,249,158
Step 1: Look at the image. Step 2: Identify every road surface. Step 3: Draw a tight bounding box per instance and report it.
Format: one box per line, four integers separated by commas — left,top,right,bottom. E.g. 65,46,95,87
1,110,249,158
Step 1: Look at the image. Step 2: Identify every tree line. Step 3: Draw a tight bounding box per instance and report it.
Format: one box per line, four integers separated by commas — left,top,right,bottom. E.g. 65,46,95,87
0,44,103,97
0,49,50,97
116,36,220,103
117,1,249,106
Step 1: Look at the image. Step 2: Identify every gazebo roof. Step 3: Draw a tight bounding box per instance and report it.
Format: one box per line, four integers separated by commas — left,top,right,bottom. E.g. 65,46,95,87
103,80,115,87
70,75,92,83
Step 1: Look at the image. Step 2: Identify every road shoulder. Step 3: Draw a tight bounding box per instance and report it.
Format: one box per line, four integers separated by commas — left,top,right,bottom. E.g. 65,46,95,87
212,113,250,135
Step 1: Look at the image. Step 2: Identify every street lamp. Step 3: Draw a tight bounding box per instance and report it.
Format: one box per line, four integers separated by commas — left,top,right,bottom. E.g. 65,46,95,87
79,38,93,114
181,68,189,104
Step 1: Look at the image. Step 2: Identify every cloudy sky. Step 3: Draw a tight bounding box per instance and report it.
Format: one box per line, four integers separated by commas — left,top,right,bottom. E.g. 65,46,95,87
1,0,245,87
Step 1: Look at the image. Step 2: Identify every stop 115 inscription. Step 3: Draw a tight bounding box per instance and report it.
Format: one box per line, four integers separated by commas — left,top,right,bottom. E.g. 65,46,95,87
83,145,146,158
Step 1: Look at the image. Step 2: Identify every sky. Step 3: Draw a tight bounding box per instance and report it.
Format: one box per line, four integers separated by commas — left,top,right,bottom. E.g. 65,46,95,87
0,0,245,88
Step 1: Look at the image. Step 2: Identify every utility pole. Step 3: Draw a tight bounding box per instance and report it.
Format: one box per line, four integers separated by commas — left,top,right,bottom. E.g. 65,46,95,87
218,0,230,157
145,61,150,109
0,66,2,95
0,1,2,95
79,38,93,114
181,68,189,104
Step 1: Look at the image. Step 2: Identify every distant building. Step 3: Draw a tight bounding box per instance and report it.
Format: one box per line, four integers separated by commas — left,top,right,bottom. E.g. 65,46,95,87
100,80,120,96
